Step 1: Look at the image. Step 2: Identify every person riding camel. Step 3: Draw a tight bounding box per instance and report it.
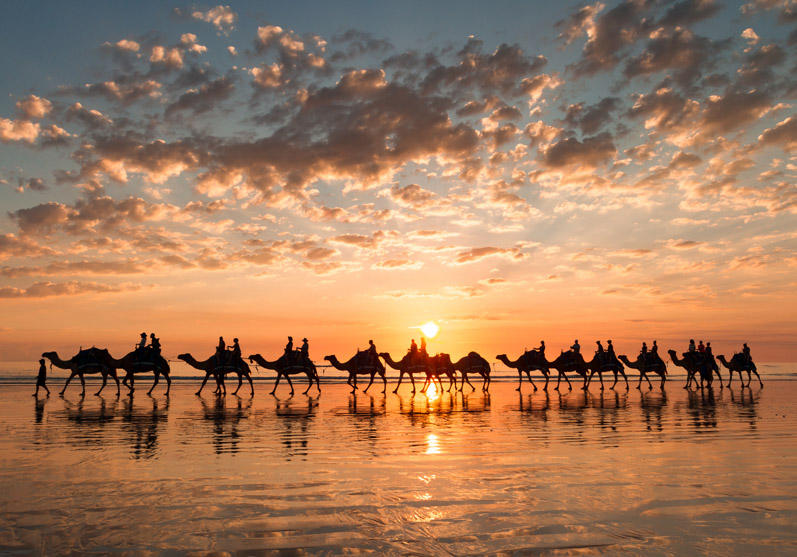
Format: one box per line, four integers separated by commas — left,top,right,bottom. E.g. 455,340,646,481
607,340,615,360
688,339,696,353
285,336,294,363
300,338,310,364
230,337,241,359
705,341,713,356
410,339,418,354
571,339,580,354
420,335,427,356
216,336,226,364
640,341,648,357
698,340,705,353
537,340,545,355
651,340,658,355
149,333,161,355
138,332,147,351
742,343,751,365
367,339,378,368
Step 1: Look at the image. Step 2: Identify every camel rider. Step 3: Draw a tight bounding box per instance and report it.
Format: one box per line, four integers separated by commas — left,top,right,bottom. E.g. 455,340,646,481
596,340,604,353
410,339,418,354
688,339,696,352
698,340,705,353
285,336,294,363
651,340,658,355
571,339,580,354
138,332,147,351
367,339,377,368
230,338,241,360
607,340,615,360
742,343,751,364
537,340,545,355
420,335,427,356
149,333,161,355
216,336,226,363
300,338,310,364
705,342,713,356
640,341,648,357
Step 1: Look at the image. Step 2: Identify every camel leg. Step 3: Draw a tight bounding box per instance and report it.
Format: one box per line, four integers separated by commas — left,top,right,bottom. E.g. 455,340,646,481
302,372,313,395
751,367,763,388
465,373,475,392
364,372,375,393
381,373,386,393
352,373,358,393
96,373,108,396
60,371,77,396
561,371,572,391
598,370,604,390
393,371,404,394
582,372,590,391
543,372,550,391
148,372,160,395
271,373,282,395
316,370,321,393
645,371,653,390
128,374,135,396
246,373,254,396
420,374,430,393
111,370,120,396
610,370,618,390
232,373,243,395
526,371,537,392
516,370,523,391
165,373,172,396
660,373,666,390
485,372,491,391
410,373,417,393
197,373,210,395
622,370,629,390
286,373,294,396
447,373,455,392
79,374,86,396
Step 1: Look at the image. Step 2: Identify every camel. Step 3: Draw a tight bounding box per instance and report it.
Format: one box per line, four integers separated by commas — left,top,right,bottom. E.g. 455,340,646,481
546,350,590,390
496,350,570,391
322,351,386,393
585,352,628,390
178,353,254,396
619,352,667,390
249,352,320,395
419,353,457,393
718,353,763,388
111,347,171,396
42,348,119,396
451,352,491,391
667,350,711,389
379,351,431,394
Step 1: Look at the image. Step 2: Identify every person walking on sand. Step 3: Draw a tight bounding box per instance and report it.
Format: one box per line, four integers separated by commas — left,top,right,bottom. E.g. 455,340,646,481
33,358,49,397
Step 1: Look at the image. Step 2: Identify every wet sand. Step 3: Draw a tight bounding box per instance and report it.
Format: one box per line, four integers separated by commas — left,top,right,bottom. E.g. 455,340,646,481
1,381,795,554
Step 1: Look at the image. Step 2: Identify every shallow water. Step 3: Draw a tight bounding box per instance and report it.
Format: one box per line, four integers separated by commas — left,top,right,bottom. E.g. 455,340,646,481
1,381,795,555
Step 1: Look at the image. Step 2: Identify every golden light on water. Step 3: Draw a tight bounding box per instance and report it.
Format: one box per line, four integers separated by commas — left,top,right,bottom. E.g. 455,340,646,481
425,433,440,455
426,380,439,401
419,321,439,338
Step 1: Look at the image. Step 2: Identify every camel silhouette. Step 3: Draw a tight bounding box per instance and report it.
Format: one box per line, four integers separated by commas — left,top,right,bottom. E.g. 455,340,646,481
323,350,386,393
378,351,432,394
42,348,119,396
497,351,557,391
249,352,320,395
667,350,711,389
451,352,491,392
419,353,457,393
618,353,667,390
111,347,171,396
586,351,628,390
718,353,763,388
178,352,254,396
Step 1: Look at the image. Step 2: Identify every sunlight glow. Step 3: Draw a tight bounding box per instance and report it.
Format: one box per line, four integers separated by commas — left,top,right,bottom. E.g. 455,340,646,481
425,433,440,455
426,380,439,401
419,321,439,338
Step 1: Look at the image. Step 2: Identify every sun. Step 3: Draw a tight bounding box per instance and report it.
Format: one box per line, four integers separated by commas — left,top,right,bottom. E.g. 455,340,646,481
419,321,440,338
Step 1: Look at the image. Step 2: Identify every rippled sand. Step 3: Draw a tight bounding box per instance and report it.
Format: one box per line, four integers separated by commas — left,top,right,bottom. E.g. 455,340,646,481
1,381,795,554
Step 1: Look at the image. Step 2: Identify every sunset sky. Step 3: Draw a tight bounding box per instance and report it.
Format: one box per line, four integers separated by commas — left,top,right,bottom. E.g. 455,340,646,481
0,0,795,363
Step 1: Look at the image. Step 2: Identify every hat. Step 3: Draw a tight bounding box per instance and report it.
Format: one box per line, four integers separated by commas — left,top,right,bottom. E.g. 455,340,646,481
39,358,45,363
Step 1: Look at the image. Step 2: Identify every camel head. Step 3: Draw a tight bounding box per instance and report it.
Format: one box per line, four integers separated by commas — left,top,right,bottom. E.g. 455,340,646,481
177,353,190,362
41,351,57,360
495,353,507,360
323,355,335,362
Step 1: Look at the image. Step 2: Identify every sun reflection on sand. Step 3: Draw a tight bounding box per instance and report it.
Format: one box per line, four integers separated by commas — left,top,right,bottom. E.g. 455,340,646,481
426,380,439,402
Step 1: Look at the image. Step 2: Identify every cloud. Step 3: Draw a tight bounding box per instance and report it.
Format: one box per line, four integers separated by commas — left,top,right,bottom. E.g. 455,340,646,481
103,39,140,53
562,97,619,134
0,281,141,298
623,27,720,86
757,116,796,151
150,45,184,68
542,132,616,168
658,0,722,27
0,233,54,260
81,79,162,104
165,76,234,117
555,1,605,46
0,118,39,143
453,245,529,264
191,5,237,34
385,184,438,209
66,102,113,128
15,95,52,119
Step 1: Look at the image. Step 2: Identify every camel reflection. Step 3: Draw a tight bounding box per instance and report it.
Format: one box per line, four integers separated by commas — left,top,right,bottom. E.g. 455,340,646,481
640,389,668,432
198,394,252,455
275,395,318,460
687,386,718,430
121,394,169,459
729,385,760,431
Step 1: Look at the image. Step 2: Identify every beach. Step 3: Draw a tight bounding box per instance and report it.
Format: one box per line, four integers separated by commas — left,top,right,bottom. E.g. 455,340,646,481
1,381,795,554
